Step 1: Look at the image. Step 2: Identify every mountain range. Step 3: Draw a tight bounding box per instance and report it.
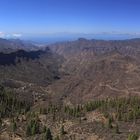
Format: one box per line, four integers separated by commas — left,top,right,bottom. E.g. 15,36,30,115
1,38,140,139
1,38,140,104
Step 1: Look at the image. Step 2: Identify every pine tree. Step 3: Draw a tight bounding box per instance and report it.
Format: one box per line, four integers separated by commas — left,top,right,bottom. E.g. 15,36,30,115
12,121,17,132
0,118,2,128
35,121,40,134
43,125,47,133
115,123,119,134
61,125,65,135
107,118,113,129
44,128,53,140
54,135,60,140
128,132,138,140
26,124,31,136
31,123,36,135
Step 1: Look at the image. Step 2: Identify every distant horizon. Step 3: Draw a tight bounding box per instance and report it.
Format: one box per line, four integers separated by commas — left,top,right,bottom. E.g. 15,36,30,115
1,32,140,45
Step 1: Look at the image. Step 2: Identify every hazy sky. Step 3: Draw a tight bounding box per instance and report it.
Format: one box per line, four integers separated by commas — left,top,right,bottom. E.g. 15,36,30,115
0,0,140,39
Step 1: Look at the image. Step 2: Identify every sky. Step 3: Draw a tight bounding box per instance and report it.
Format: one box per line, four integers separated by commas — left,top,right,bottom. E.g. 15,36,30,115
0,0,140,41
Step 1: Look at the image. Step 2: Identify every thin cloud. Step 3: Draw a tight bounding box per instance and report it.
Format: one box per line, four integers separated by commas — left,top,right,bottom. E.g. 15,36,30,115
0,32,5,37
12,33,22,37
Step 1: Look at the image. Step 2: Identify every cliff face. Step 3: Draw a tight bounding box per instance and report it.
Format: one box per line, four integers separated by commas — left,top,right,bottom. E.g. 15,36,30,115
0,47,63,85
0,49,46,65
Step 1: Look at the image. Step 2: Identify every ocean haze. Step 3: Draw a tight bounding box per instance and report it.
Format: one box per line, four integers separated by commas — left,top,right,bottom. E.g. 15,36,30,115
8,32,140,45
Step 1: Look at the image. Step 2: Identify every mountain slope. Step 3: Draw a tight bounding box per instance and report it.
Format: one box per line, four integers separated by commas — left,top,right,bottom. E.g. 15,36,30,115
1,38,140,140
0,47,63,85
1,38,140,104
0,38,38,52
48,39,140,104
